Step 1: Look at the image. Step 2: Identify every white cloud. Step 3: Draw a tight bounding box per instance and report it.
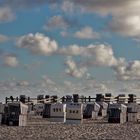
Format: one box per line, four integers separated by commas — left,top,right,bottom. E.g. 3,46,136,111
59,44,117,67
85,44,117,66
39,75,62,93
59,44,84,56
44,15,69,30
65,57,87,78
16,33,117,68
109,15,140,37
16,33,58,55
2,0,140,39
41,75,55,85
62,79,109,93
4,55,18,67
60,43,140,81
74,26,100,39
63,80,72,87
61,44,138,81
70,0,140,16
0,34,9,43
61,1,75,13
87,80,108,92
69,0,140,37
113,59,140,81
0,7,15,23
16,80,29,86
1,0,140,38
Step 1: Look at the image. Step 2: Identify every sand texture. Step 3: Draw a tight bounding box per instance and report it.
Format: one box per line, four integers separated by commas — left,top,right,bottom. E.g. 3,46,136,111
0,118,140,140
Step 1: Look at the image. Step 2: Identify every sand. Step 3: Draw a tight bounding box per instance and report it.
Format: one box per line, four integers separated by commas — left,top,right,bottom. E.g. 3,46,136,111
0,119,140,140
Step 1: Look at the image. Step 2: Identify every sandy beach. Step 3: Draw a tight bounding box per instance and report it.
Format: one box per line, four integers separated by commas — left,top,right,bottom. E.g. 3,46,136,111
0,119,140,140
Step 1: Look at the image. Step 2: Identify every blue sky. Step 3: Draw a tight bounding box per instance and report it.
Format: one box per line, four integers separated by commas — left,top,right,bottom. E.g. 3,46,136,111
1,0,140,99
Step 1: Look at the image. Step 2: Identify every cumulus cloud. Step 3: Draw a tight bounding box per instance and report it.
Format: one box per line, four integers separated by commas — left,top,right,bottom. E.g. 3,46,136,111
60,44,117,67
69,0,140,37
4,0,140,38
61,0,140,38
84,44,117,66
59,44,84,56
15,31,140,81
70,0,140,16
0,7,15,23
109,15,140,37
0,34,9,42
74,26,100,39
61,43,140,81
44,15,69,30
113,59,140,81
3,55,19,67
16,33,58,55
1,0,140,37
65,57,87,78
16,33,117,68
16,32,117,68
